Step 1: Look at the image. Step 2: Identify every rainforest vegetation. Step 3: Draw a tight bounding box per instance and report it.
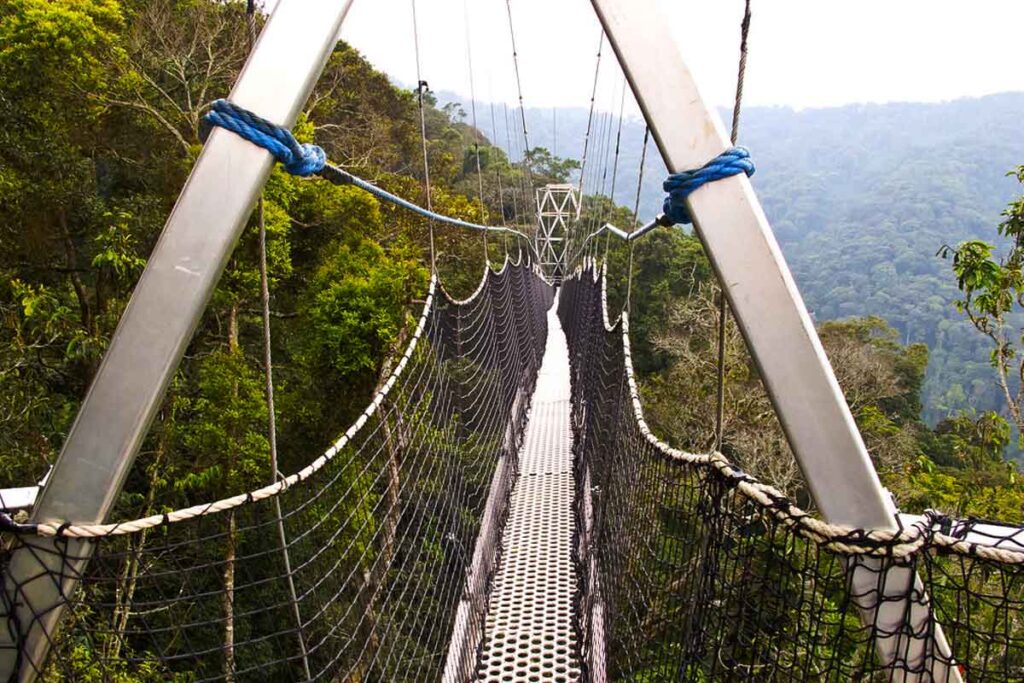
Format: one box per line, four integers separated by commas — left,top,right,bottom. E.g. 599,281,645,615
1,0,1024,678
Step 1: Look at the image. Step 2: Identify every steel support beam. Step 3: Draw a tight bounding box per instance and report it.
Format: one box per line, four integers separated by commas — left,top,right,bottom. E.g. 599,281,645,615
0,1,354,679
591,1,958,680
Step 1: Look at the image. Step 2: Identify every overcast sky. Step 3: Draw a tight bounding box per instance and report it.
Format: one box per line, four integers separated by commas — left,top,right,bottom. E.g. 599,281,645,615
307,0,1022,115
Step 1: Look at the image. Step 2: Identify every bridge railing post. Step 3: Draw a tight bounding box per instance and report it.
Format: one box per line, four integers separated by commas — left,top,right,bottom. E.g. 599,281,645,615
590,1,959,679
0,2,355,679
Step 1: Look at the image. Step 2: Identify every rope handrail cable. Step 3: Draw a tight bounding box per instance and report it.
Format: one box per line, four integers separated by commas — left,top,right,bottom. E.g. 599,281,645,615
563,260,1024,566
4,245,544,541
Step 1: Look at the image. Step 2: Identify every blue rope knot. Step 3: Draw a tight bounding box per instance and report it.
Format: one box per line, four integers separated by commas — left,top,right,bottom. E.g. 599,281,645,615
203,99,326,177
662,146,755,225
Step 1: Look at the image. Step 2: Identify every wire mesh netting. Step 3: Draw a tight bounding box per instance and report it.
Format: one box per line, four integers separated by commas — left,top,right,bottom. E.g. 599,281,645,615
0,258,553,682
560,262,1024,683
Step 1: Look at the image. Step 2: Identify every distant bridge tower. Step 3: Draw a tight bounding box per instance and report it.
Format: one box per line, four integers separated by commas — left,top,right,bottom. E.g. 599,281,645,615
534,184,579,283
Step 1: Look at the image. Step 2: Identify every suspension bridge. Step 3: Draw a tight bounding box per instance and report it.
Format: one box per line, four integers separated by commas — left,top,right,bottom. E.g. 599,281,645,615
2,0,1024,681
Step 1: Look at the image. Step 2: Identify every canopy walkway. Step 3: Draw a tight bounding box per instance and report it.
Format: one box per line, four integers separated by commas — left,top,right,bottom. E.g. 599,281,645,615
473,292,579,683
3,0,1024,681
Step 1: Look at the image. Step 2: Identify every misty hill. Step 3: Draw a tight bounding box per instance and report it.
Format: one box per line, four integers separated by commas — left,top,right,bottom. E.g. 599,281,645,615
438,91,1024,423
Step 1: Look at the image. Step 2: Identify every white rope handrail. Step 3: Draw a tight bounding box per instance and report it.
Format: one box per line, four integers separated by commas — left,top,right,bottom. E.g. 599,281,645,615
21,260,550,539
573,260,1024,566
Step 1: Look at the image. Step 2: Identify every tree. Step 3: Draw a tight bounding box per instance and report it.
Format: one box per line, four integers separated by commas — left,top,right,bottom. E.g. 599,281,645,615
523,146,579,185
0,0,128,485
940,166,1024,438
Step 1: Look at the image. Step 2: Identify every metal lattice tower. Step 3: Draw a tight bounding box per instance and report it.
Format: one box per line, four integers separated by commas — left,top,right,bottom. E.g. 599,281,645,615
535,184,579,283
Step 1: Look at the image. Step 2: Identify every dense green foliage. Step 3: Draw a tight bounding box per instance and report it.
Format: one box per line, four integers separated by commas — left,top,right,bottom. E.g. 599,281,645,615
0,0,557,495
939,168,1024,436
749,100,1024,426
0,1,564,678
598,224,1024,520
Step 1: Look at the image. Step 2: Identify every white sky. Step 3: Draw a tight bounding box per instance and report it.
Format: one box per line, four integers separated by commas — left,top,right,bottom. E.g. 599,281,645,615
288,0,1024,117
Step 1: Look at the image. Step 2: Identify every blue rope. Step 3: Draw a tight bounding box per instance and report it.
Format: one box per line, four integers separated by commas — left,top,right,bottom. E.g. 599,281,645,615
662,146,755,225
200,100,536,250
203,99,326,177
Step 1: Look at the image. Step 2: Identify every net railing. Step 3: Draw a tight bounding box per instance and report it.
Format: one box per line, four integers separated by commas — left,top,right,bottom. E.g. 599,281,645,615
560,260,1024,682
1,256,553,682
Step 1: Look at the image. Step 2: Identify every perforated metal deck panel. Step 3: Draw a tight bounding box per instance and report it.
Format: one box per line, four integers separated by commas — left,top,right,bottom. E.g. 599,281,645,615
475,293,581,683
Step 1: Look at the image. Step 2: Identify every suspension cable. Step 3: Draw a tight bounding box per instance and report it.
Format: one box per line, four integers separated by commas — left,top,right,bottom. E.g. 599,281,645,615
625,126,651,311
246,2,311,678
577,29,604,206
463,0,489,262
588,111,608,235
603,80,627,261
319,165,535,245
579,108,604,263
487,98,507,229
504,0,530,156
410,0,436,271
488,97,510,255
715,0,753,451
504,0,535,220
501,102,522,228
587,109,610,262
594,83,619,243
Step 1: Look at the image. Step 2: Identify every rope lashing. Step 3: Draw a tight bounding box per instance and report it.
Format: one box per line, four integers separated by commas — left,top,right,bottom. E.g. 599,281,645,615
203,99,326,176
662,146,755,225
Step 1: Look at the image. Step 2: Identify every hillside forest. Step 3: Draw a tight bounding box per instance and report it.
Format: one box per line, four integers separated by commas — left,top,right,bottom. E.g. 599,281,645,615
3,0,1024,591
458,93,1024,428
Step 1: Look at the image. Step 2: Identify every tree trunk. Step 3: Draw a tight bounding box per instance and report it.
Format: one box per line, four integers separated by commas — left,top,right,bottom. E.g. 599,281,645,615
58,210,92,335
223,509,237,682
223,302,239,682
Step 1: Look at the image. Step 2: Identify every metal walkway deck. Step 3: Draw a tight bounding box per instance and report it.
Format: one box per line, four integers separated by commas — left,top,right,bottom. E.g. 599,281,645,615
475,293,581,682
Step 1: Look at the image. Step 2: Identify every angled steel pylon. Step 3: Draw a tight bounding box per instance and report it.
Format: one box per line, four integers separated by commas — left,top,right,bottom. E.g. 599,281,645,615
535,184,579,283
592,0,960,679
0,1,355,680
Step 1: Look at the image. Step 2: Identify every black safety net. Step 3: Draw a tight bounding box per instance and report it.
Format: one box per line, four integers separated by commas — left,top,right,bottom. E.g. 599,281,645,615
0,258,552,682
560,262,1024,683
